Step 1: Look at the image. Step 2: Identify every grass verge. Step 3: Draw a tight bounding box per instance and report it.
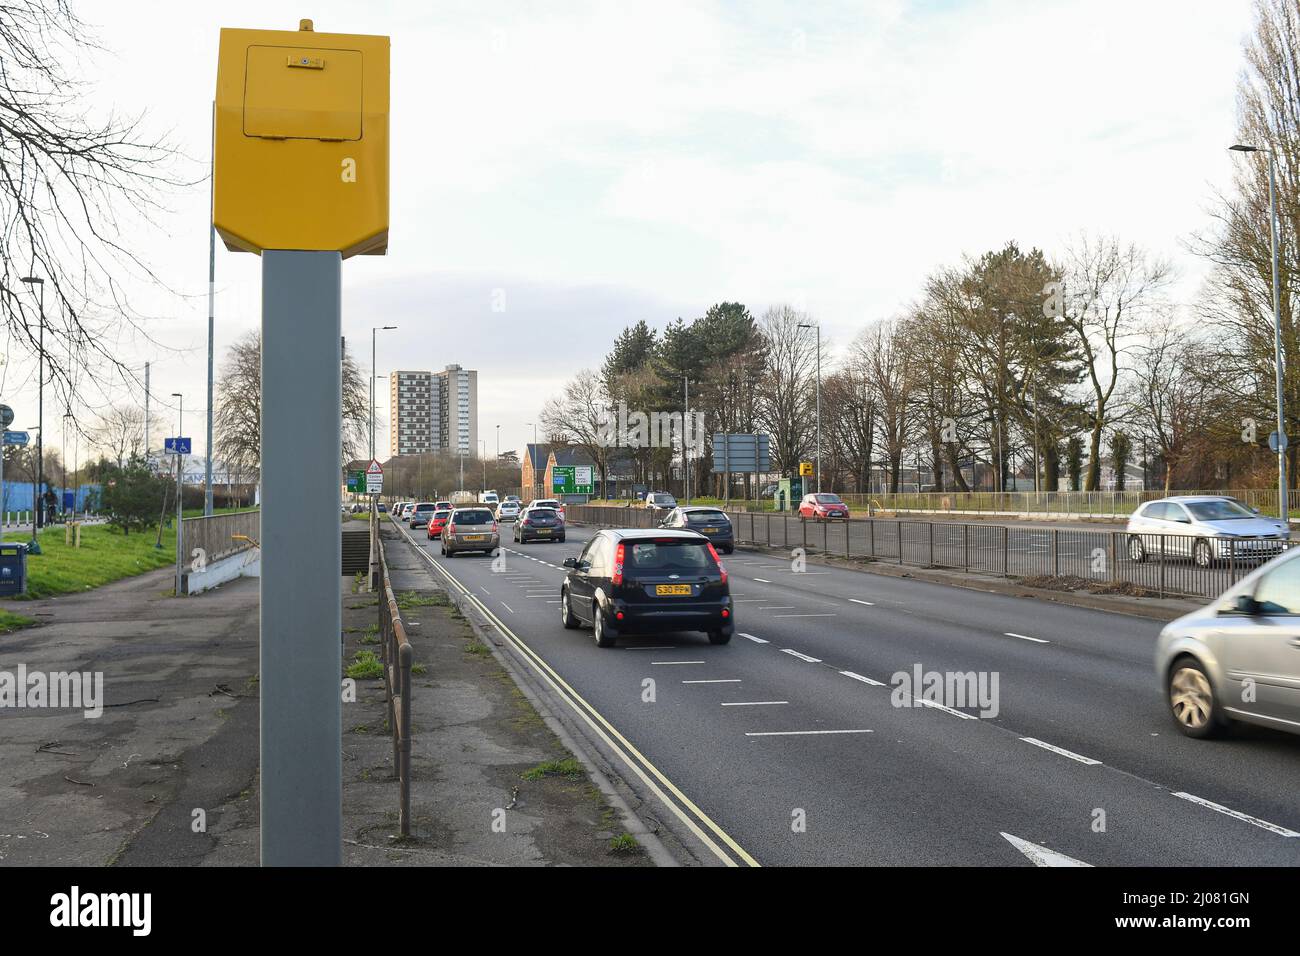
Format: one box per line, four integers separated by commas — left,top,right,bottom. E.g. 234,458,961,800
3,524,177,600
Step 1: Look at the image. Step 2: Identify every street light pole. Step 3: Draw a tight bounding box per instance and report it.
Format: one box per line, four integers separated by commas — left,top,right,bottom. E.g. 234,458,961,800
172,393,183,596
1231,144,1290,522
526,421,538,499
370,325,396,462
20,276,44,551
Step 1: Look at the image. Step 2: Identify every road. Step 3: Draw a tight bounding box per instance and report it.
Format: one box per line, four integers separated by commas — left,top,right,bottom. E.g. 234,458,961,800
389,517,1300,867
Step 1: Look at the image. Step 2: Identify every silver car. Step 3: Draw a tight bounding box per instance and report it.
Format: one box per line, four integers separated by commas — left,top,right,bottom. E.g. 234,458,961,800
440,507,500,557
1155,546,1300,738
1125,495,1290,567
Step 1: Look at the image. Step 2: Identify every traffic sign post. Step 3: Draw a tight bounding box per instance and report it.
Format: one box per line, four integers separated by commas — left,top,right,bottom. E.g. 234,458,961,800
167,438,190,596
365,459,383,496
0,406,9,545
215,18,390,867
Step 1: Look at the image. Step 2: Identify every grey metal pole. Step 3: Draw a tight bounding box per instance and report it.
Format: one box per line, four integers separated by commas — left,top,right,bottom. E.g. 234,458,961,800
261,250,342,866
144,361,150,461
370,326,376,462
815,324,822,493
684,376,690,505
174,395,183,596
1267,151,1290,523
205,101,216,517
37,285,44,533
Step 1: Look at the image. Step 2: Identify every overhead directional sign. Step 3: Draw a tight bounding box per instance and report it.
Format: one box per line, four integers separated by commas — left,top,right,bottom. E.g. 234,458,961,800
3,430,29,447
165,437,192,455
553,465,594,496
365,459,383,494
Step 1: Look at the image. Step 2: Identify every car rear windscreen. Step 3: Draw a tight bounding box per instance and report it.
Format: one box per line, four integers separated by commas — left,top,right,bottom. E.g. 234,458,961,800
628,540,714,570
454,510,493,525
686,510,728,523
415,503,435,512
528,509,557,519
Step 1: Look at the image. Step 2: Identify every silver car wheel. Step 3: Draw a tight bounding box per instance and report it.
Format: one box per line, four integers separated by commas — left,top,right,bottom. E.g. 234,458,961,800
1170,665,1213,730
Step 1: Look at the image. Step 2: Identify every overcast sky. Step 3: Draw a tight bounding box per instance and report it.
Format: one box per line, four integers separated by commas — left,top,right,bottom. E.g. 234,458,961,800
1,0,1257,464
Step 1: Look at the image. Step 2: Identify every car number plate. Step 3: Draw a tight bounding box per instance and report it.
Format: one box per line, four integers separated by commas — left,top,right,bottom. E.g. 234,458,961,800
465,534,487,541
702,527,717,533
655,584,691,596
537,529,551,535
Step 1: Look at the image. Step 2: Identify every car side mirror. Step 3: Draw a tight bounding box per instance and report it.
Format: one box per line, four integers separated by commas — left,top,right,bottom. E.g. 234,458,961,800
563,557,578,569
1233,594,1262,616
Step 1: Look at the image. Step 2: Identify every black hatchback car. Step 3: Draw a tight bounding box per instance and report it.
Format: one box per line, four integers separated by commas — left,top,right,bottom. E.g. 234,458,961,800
658,506,734,553
514,506,565,543
560,529,733,647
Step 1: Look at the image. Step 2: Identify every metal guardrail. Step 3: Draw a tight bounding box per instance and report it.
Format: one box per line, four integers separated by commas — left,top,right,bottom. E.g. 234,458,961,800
374,504,413,836
565,505,1294,600
815,489,1300,519
183,509,261,562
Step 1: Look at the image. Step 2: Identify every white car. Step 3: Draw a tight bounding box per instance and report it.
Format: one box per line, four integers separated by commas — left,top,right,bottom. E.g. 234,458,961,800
1126,496,1291,567
496,500,521,522
644,492,676,512
527,498,566,518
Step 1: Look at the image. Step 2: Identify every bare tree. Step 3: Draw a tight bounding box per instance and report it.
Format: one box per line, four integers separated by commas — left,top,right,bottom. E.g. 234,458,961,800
0,1,182,412
755,305,817,475
89,403,144,468
539,368,613,488
214,330,368,476
1061,234,1171,490
854,321,913,493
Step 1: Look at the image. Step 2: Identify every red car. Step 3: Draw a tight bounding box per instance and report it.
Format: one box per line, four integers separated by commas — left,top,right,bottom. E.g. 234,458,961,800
799,492,849,521
426,509,452,539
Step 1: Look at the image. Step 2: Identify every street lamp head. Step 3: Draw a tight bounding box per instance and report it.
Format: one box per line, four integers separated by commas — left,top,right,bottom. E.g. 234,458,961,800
19,276,43,285
1229,144,1260,153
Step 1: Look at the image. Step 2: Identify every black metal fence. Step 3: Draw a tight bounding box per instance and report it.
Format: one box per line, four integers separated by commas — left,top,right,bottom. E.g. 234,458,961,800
564,505,1293,600
374,506,413,836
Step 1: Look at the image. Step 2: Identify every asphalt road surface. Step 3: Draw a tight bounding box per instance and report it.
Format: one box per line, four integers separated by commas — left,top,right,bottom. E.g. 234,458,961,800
390,517,1300,867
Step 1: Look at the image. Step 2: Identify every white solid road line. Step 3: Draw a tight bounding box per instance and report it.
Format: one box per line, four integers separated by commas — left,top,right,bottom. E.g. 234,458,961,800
780,649,823,663
651,660,706,665
1171,792,1300,838
1005,632,1050,644
682,679,742,684
1020,737,1101,765
914,697,978,720
745,729,874,737
840,670,885,687
849,598,875,606
1001,832,1092,867
738,633,769,644
721,701,789,707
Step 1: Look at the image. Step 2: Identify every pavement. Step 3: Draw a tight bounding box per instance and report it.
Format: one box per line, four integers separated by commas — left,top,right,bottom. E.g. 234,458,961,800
386,513,1300,867
0,541,656,867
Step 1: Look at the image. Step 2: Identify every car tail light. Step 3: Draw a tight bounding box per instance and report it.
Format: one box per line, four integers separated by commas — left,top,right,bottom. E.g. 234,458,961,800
721,608,729,618
616,610,624,621
521,518,531,526
492,521,498,532
447,523,456,535
612,542,626,585
707,542,727,584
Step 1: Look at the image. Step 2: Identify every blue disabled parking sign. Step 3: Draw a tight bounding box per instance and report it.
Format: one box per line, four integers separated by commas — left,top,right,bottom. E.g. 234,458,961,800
165,437,191,455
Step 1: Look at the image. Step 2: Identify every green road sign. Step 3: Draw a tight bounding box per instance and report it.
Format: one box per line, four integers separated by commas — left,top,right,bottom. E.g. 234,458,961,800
346,471,364,493
552,465,594,496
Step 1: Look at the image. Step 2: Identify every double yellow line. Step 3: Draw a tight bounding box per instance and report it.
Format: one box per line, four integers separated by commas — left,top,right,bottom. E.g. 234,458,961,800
393,518,760,868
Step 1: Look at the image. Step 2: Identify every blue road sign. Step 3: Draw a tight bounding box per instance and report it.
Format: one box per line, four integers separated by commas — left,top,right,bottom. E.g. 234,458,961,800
3,430,30,447
165,437,192,455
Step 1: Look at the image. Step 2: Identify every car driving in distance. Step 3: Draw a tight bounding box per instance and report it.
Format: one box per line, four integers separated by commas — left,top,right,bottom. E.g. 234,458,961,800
515,506,565,543
426,509,451,539
526,498,566,519
799,492,849,521
440,507,499,557
560,529,733,648
644,491,677,512
434,500,452,514
496,500,521,522
1155,545,1299,738
1126,495,1290,567
409,502,437,529
659,506,734,553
